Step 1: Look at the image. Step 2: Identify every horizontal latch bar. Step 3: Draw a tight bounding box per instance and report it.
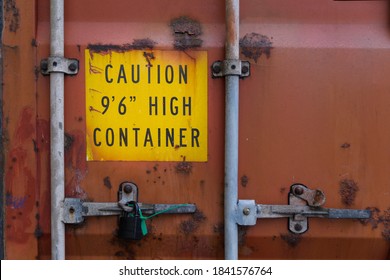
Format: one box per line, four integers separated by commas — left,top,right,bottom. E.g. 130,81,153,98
257,205,370,219
328,208,370,219
258,205,329,218
63,198,196,224
236,199,371,227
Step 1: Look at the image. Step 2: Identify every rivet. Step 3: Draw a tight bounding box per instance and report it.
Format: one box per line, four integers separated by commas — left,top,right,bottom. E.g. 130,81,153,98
243,207,250,216
68,62,77,72
40,60,48,71
294,223,303,232
294,186,304,195
212,64,221,74
123,184,133,194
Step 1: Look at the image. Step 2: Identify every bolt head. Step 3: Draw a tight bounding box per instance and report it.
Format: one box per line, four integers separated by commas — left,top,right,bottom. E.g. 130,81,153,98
294,186,304,195
212,63,221,74
68,62,77,72
294,223,303,232
123,184,133,194
242,65,249,74
243,207,251,216
40,60,48,71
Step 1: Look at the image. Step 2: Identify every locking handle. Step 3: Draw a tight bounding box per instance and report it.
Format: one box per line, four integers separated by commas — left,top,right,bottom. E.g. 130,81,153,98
237,184,371,234
63,182,197,225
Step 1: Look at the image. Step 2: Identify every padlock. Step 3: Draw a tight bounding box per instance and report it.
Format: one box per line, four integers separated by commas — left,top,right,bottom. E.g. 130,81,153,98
118,201,144,240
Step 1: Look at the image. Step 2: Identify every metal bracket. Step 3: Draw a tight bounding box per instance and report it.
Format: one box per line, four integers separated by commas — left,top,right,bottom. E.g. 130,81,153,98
211,59,250,78
62,182,197,224
237,183,371,234
40,56,79,76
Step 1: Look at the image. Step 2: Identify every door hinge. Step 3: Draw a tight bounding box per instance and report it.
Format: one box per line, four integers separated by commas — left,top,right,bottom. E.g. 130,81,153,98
40,56,79,76
236,183,371,234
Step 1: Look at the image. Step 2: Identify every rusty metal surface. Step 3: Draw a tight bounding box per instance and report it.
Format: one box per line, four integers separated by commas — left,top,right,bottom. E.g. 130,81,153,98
0,0,4,260
3,0,39,259
2,0,390,259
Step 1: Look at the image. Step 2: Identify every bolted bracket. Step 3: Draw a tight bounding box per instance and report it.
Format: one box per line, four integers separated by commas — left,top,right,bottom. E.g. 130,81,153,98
211,59,250,78
236,200,257,226
40,56,79,76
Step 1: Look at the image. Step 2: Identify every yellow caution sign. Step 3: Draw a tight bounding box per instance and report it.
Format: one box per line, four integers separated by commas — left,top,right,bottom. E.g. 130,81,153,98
85,50,208,161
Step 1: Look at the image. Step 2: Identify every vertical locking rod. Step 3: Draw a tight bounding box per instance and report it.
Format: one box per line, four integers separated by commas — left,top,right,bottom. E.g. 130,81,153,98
50,0,65,260
224,0,240,260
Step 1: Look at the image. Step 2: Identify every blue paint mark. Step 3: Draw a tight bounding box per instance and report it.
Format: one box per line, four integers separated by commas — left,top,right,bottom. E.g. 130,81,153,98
6,194,28,209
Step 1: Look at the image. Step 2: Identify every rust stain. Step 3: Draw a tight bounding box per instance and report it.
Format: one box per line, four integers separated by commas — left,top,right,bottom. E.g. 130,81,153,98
241,175,249,187
175,160,192,174
34,224,43,239
143,51,155,67
131,38,157,50
179,210,206,234
36,119,49,152
281,232,302,248
64,133,74,151
180,220,198,234
361,207,381,229
170,16,203,50
5,0,20,32
341,142,351,149
5,148,35,244
339,179,359,206
110,236,138,259
238,226,249,246
213,223,224,234
88,38,156,55
225,7,238,51
361,207,390,241
89,60,103,74
240,33,273,62
64,130,88,198
103,176,112,189
31,39,38,47
382,208,390,241
15,107,34,144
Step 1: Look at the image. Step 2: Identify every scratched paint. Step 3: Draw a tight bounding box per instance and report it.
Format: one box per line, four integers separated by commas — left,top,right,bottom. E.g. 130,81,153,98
5,193,28,209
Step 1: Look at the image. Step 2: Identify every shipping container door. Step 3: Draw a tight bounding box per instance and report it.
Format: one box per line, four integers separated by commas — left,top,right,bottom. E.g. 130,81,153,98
2,0,389,259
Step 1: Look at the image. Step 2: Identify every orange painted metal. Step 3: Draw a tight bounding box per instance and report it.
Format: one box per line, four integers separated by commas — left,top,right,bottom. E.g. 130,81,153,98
2,0,390,259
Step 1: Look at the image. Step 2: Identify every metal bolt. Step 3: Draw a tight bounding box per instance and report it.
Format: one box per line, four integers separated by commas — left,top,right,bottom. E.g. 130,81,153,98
243,207,251,216
40,60,48,72
123,184,133,194
294,186,304,196
69,207,75,214
68,62,77,72
242,65,249,74
212,63,221,74
294,223,303,232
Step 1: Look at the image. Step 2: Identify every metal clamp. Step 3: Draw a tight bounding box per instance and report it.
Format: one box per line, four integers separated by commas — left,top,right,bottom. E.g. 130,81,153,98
211,59,250,78
40,56,79,76
237,183,371,234
62,182,197,224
